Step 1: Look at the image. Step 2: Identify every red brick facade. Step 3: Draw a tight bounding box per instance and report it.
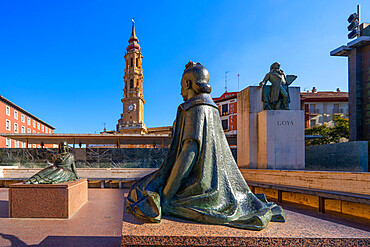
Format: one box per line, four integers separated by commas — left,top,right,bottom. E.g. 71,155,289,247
0,96,55,148
213,92,238,135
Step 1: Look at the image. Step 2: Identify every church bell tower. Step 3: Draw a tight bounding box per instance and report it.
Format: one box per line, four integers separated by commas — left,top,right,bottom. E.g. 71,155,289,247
117,20,148,134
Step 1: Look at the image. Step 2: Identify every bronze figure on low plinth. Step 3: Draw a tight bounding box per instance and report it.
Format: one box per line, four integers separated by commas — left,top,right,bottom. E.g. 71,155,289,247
25,141,79,184
259,62,297,110
125,62,285,230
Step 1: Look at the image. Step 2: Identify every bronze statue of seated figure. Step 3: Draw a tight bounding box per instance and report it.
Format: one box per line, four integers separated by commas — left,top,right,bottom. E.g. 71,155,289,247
25,141,79,184
126,62,285,230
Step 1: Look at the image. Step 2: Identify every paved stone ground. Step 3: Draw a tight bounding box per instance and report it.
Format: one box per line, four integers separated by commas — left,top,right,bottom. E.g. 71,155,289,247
0,188,124,247
1,188,369,247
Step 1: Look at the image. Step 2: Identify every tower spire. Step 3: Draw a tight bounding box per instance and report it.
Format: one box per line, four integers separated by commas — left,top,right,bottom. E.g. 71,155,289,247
126,19,140,52
130,18,138,41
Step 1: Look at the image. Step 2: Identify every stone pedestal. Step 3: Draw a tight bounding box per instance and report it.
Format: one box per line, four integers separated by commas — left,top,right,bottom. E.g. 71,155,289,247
257,110,305,169
9,178,88,218
121,203,370,246
237,86,303,169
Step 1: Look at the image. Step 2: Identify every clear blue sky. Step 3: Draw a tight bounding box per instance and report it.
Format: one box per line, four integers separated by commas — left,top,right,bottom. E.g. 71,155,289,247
0,1,368,133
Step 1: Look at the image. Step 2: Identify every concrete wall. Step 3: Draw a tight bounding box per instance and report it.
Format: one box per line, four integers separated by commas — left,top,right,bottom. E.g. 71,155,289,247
240,169,370,195
243,168,370,220
305,141,368,172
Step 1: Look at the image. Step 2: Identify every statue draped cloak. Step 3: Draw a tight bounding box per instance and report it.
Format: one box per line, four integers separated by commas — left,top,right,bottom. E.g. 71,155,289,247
126,94,285,230
25,153,79,184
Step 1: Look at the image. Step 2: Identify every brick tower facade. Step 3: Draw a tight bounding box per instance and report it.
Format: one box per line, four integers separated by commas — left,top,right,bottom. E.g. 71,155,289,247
117,20,147,134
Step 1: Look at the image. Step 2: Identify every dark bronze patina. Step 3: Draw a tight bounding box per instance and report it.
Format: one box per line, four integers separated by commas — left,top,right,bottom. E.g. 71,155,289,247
259,62,297,110
126,62,285,230
25,141,79,184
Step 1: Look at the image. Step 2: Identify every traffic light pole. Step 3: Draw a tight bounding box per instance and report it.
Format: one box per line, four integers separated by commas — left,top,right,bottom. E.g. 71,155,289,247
357,4,360,26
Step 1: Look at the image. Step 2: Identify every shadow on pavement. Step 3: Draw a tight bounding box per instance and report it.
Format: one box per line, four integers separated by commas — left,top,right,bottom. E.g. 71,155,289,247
37,236,121,247
0,234,121,247
0,233,28,247
0,201,9,218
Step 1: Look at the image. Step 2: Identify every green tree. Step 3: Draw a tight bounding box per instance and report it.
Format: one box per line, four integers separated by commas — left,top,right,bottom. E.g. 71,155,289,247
305,115,349,146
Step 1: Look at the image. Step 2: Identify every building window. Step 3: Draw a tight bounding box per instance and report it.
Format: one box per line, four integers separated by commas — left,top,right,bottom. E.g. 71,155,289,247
14,110,18,119
42,125,44,132
14,123,18,133
333,104,340,114
49,129,52,133
6,138,11,148
310,119,316,128
37,123,40,130
46,126,48,132
130,79,134,88
21,126,25,133
309,104,317,114
221,104,228,116
6,120,11,130
222,119,228,131
33,120,35,128
136,58,139,68
130,58,133,67
27,128,31,133
22,142,26,148
6,106,10,116
21,114,25,122
28,117,30,125
15,140,19,148
33,144,36,148
33,130,36,133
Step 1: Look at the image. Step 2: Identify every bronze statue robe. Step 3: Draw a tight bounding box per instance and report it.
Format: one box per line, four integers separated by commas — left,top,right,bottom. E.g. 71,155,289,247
262,84,290,110
25,153,79,184
126,93,285,230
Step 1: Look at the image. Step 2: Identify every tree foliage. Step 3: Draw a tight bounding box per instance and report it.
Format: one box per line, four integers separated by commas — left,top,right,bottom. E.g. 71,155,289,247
305,115,349,146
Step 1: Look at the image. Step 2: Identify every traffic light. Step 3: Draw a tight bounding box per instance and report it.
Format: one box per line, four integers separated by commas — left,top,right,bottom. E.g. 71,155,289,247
347,6,360,39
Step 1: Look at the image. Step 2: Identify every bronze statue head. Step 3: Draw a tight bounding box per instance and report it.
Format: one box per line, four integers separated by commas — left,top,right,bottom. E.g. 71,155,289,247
181,61,211,101
270,62,280,71
58,141,69,154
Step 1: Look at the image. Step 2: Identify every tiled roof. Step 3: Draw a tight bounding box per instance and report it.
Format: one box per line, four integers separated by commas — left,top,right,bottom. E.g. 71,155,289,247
300,91,348,102
212,91,238,102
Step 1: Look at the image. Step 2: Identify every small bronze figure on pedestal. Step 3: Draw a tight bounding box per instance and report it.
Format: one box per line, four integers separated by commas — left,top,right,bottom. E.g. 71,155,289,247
126,62,285,230
259,62,297,110
25,141,79,184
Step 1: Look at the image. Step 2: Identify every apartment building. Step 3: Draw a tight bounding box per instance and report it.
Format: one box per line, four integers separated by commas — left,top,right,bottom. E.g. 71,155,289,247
301,88,349,128
0,95,55,148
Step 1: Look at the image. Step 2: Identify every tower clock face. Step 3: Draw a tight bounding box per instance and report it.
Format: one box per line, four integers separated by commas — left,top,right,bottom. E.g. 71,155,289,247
127,103,136,113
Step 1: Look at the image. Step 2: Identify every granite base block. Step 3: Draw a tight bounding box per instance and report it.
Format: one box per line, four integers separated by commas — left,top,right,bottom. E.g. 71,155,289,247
257,110,305,170
9,178,88,218
121,200,370,246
